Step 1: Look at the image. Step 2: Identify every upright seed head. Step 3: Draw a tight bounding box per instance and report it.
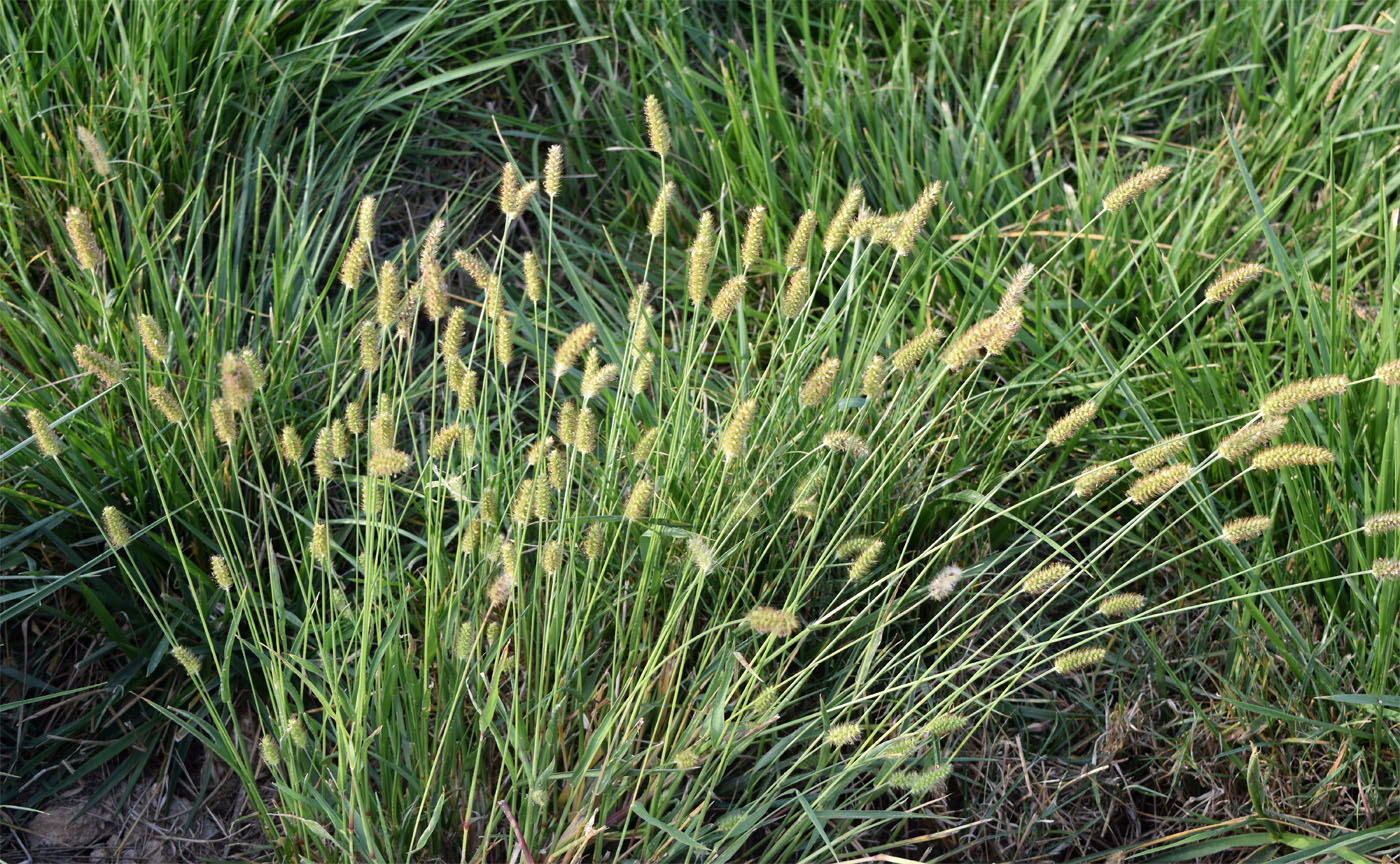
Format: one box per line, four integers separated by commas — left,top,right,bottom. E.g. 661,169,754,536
686,246,710,307
345,401,365,435
1046,400,1099,446
891,327,944,373
279,425,302,465
557,401,578,447
219,350,259,411
822,429,870,458
784,209,817,269
499,163,520,218
75,126,111,176
210,398,238,447
1221,515,1272,543
260,733,281,768
136,315,169,364
442,307,466,363
375,260,401,328
1099,593,1146,618
359,320,380,372
1205,262,1266,303
647,181,675,238
102,505,130,548
928,564,963,600
747,606,800,637
511,478,535,525
892,181,941,257
310,522,331,563
148,386,185,424
420,243,447,323
1131,435,1188,473
861,354,887,402
368,448,411,477
356,195,377,246
523,251,542,304
73,344,123,387
553,323,596,380
799,357,841,408
583,522,605,561
26,409,62,458
544,144,564,198
171,644,201,680
1054,646,1108,674
64,208,102,272
542,540,564,575
824,185,864,253
1072,462,1120,497
341,237,368,289
1250,444,1335,471
630,352,655,396
688,536,716,575
429,424,462,459
1377,358,1400,387
633,426,660,465
450,362,478,408
286,714,310,749
1126,463,1190,503
1363,511,1400,537
643,94,670,157
314,428,334,480
509,181,538,219
494,312,514,367
720,398,758,461
741,206,766,270
624,477,654,523
982,304,1024,357
1217,417,1288,461
574,407,597,454
210,555,233,591
1021,561,1073,595
1101,166,1172,213
779,267,811,318
1259,375,1349,417
1000,263,1035,310
711,275,747,322
580,349,620,402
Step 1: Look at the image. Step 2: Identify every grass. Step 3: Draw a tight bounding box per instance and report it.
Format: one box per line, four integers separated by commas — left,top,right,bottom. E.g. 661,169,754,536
3,0,1400,861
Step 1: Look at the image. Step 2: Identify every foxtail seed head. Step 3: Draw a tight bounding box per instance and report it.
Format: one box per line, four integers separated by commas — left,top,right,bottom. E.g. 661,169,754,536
359,320,380,372
1217,417,1287,461
573,406,596,455
65,208,102,272
1098,593,1145,618
688,536,716,575
314,428,334,480
784,209,817,269
310,522,330,562
647,181,675,238
136,315,169,364
219,350,259,411
629,352,655,395
861,354,886,401
553,323,596,380
824,184,864,253
375,260,401,327
171,644,201,680
542,540,564,575
544,144,564,198
356,195,377,246
26,409,62,458
523,251,542,304
780,267,810,317
823,722,862,747
747,606,800,637
148,386,185,424
892,181,941,257
891,327,944,373
1046,400,1098,446
1001,263,1034,310
73,344,123,387
624,477,654,523
580,349,619,402
75,126,111,176
741,206,766,271
799,357,840,408
278,425,302,465
1377,359,1400,387
925,713,967,738
711,275,747,322
102,505,130,548
633,426,660,465
1205,262,1266,303
892,764,951,796
822,429,870,458
429,424,462,459
843,537,885,580
1054,646,1108,674
210,556,233,591
1221,515,1272,543
1375,558,1400,581
1250,444,1335,471
345,401,365,435
1022,562,1072,595
583,522,605,561
498,163,520,218
1101,166,1172,213
1363,511,1400,537
1126,463,1189,503
1073,462,1119,497
928,564,962,600
368,449,411,477
720,398,758,461
494,312,514,367
643,94,670,157
1131,435,1187,473
1259,375,1349,417
210,398,238,447
341,237,368,289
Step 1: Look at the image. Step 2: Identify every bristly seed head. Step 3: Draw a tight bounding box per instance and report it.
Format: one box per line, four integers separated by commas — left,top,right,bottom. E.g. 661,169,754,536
148,386,185,424
643,94,670,157
1101,166,1172,213
891,327,944,373
823,721,861,747
711,275,747,322
1205,262,1266,303
553,322,596,380
171,644,201,680
1126,463,1190,503
341,237,368,289
720,398,758,462
688,536,716,575
647,181,675,238
1022,561,1073,595
780,267,810,318
1130,435,1187,473
310,522,330,562
892,182,941,257
1054,646,1108,674
65,208,102,272
102,505,130,548
928,564,962,600
861,354,887,402
1217,417,1288,461
356,195,377,246
210,556,233,591
1259,375,1349,417
1377,358,1400,387
624,477,654,523
210,398,238,448
1363,511,1400,537
523,251,543,304
1374,558,1400,581
1045,400,1099,446
822,429,870,458
498,163,520,219
824,184,864,253
314,428,334,480
741,206,766,271
429,424,462,459
75,126,111,176
784,209,817,269
136,315,169,364
1221,515,1272,543
1073,462,1119,498
1250,444,1335,471
73,344,123,387
747,606,800,637
1098,593,1146,618
544,144,564,199
26,409,63,458
799,357,841,408
278,425,302,465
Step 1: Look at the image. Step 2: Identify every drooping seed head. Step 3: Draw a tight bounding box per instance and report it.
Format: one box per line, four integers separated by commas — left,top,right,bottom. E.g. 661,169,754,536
429,424,462,459
925,713,967,738
148,386,185,424
1217,417,1287,461
1000,263,1035,310
1021,561,1073,595
799,357,840,408
75,126,111,176
823,721,861,747
136,315,169,364
892,764,952,796
1131,435,1187,473
73,344,123,387
927,564,962,600
824,184,864,253
102,505,130,548
1363,511,1400,537
1073,462,1119,497
822,429,870,458
509,180,539,221
741,206,766,271
647,181,675,238
1098,593,1146,618
848,538,885,580
747,606,800,637
278,425,302,465
891,327,944,373
544,144,564,198
1046,400,1099,446
1205,262,1266,303
1250,444,1335,471
1259,375,1349,417
26,409,62,458
624,477,654,523
1101,166,1172,213
1221,515,1272,543
780,266,810,318
1054,646,1108,674
784,209,817,269
643,94,670,157
579,348,620,402
65,208,102,272
1126,463,1190,503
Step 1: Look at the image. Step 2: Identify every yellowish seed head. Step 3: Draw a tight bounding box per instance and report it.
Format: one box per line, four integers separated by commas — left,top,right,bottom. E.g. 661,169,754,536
75,126,111,176
1101,166,1172,213
357,195,378,246
1205,262,1266,303
136,315,169,364
643,94,670,157
26,409,62,458
711,275,747,322
741,206,766,270
210,555,233,591
1249,444,1335,471
544,144,564,198
1221,515,1272,543
647,181,675,238
824,185,863,253
1046,400,1099,446
784,209,817,269
720,398,758,461
624,477,654,523
102,505,130,548
148,386,185,424
799,357,840,408
1126,463,1190,503
747,606,800,637
65,208,102,273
